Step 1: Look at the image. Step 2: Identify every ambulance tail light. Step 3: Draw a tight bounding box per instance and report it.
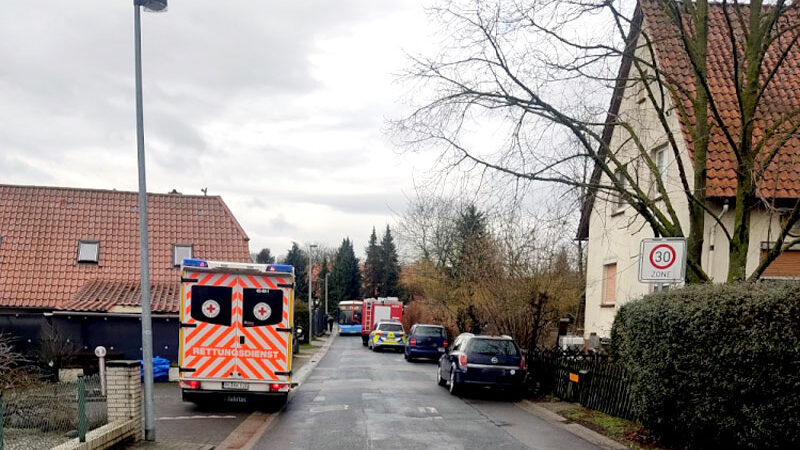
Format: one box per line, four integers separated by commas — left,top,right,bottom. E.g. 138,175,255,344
183,259,208,268
270,383,289,392
180,380,201,390
409,338,416,347
458,353,468,367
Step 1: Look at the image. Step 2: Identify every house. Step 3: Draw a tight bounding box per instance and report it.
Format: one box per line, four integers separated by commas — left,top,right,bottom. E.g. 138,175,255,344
0,184,251,362
578,0,800,338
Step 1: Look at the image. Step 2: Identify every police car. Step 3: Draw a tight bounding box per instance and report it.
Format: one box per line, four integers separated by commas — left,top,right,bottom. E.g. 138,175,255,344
368,320,406,352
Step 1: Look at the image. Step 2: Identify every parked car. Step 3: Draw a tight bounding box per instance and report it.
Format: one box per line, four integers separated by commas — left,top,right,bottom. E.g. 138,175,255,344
437,333,526,398
368,320,406,351
404,324,448,361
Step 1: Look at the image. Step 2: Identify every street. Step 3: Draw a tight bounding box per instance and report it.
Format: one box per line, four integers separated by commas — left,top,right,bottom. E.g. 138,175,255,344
253,335,600,450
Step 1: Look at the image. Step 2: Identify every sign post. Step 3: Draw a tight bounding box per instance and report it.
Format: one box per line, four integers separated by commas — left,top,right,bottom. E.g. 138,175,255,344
638,238,687,284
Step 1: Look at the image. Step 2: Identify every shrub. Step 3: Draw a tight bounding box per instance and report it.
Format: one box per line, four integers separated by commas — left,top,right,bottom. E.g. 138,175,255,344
611,282,800,449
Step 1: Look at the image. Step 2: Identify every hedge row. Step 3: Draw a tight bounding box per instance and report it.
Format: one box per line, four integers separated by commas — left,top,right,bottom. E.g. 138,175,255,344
611,281,800,449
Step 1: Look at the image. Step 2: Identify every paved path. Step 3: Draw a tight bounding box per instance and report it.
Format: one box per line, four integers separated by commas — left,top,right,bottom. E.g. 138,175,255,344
253,335,600,450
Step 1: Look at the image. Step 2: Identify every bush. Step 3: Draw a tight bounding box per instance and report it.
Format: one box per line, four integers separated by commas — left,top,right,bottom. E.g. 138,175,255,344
611,282,800,449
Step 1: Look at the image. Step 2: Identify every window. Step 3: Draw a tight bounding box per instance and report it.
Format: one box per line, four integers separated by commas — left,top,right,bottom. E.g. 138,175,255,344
613,169,627,212
467,339,519,356
77,240,99,263
190,285,232,326
414,326,445,337
173,244,193,267
242,288,283,327
651,145,667,192
602,263,617,305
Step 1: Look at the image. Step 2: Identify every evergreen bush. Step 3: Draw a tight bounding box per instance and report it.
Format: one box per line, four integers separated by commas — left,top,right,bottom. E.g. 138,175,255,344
611,282,800,449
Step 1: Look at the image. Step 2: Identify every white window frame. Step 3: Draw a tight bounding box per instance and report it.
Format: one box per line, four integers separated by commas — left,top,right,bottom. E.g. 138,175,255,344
77,240,100,264
173,244,193,267
613,168,628,214
650,144,668,195
601,262,617,306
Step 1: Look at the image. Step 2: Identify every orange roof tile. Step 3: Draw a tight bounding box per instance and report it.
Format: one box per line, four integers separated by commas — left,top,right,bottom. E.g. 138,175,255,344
0,184,251,313
641,0,800,198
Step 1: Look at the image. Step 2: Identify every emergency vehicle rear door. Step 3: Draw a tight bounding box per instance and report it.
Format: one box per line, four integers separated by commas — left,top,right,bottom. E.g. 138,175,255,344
237,273,293,383
180,271,240,380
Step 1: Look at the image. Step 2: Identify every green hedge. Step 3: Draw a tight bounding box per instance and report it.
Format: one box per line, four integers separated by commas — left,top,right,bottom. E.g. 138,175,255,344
611,282,800,449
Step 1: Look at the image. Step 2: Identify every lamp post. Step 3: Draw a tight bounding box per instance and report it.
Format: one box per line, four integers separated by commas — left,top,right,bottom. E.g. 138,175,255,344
132,0,166,442
308,244,318,341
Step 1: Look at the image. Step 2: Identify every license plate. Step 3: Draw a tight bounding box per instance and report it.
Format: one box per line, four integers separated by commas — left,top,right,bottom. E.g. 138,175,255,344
437,347,445,352
222,382,248,390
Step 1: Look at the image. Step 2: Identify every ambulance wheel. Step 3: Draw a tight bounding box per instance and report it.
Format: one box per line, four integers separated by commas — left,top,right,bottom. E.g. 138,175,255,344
437,365,447,386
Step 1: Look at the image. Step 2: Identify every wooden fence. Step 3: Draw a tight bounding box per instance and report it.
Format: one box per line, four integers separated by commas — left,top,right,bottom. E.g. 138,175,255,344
526,350,637,421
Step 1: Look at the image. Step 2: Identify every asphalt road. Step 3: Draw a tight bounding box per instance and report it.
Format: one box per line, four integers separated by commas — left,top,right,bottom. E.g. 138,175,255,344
254,335,600,450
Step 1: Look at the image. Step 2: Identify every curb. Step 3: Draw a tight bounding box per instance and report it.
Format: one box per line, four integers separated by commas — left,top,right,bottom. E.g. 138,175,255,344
516,400,627,450
291,331,338,389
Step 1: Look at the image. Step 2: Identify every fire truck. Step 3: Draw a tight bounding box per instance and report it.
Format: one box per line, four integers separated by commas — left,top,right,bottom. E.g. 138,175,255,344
178,259,295,406
361,297,403,346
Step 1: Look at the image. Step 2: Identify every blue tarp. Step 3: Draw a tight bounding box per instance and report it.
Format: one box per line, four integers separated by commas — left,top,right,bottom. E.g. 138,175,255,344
139,356,171,382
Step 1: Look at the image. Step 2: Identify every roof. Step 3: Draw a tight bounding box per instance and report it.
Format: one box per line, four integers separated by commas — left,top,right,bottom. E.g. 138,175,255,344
642,0,800,198
0,184,251,313
578,1,800,239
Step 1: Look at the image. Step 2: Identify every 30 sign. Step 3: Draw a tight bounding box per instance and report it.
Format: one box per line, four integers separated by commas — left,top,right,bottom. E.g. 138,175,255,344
638,238,686,282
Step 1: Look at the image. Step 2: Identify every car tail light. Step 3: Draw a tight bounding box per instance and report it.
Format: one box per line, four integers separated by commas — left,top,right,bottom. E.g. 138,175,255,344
180,380,200,390
520,356,526,370
458,353,467,366
409,338,417,346
375,331,383,336
443,340,448,348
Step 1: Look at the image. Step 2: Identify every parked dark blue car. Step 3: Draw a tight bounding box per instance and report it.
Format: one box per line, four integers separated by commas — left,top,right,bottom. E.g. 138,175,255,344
437,333,526,398
404,324,448,361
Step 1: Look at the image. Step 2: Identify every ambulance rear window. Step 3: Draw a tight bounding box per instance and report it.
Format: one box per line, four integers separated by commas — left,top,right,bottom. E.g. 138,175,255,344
190,285,232,326
242,288,284,327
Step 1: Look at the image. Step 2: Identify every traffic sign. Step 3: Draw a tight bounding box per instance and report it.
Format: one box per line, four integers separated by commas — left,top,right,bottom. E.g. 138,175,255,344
638,238,686,282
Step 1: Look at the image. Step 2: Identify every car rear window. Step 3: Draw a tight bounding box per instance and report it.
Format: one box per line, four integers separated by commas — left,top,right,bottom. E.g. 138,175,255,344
378,323,404,332
468,339,518,356
415,326,445,337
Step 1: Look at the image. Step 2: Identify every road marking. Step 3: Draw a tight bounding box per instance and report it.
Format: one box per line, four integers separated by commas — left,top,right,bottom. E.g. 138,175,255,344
313,395,326,402
310,404,349,413
157,415,237,420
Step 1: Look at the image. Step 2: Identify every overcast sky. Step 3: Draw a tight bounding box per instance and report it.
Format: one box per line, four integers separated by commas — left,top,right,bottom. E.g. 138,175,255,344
0,0,440,259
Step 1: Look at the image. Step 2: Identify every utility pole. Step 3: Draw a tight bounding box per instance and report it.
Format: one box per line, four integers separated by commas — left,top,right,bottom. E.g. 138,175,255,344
308,244,317,340
132,0,168,441
325,273,329,315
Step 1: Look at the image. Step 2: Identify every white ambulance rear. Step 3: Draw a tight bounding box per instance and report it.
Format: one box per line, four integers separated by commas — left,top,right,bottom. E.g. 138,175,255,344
178,259,295,406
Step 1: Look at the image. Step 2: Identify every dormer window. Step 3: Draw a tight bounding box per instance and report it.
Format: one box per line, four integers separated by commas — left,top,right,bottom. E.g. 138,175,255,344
77,240,99,264
173,244,193,267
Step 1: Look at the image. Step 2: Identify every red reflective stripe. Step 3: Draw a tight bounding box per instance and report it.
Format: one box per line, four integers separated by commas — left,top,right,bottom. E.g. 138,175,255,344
198,273,215,285
213,274,229,286
266,326,287,348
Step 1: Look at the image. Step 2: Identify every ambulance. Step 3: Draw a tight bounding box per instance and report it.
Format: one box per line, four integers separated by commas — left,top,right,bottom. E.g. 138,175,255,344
361,297,403,346
178,259,295,405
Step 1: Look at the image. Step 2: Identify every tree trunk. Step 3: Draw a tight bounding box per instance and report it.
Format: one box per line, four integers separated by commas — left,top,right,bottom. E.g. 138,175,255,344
686,0,709,284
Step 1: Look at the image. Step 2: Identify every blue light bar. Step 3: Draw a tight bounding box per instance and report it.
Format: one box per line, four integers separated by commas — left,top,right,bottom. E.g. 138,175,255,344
266,264,293,272
183,258,208,267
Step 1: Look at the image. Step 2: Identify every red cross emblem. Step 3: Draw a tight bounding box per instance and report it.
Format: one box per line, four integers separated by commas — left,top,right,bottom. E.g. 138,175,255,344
201,299,221,318
253,302,271,321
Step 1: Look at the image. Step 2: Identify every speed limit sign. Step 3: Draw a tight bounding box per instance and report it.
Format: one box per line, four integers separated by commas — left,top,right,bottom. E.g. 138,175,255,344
638,238,686,282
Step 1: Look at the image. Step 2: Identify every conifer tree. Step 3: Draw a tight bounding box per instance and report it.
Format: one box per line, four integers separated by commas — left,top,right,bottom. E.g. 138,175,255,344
379,225,401,297
283,242,308,303
330,238,361,304
363,227,381,297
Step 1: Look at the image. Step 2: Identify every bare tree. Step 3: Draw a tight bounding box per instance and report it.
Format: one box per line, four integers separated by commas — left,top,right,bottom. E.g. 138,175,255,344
396,0,800,282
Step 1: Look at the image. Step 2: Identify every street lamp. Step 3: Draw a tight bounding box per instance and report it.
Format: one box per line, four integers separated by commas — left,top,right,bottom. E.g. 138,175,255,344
133,0,166,442
308,244,318,341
